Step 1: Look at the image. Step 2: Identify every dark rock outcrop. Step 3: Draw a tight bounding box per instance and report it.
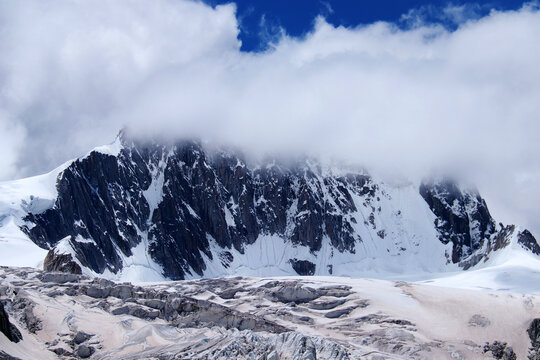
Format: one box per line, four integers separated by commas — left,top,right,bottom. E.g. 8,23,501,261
76,345,95,359
0,302,22,343
528,319,540,359
72,331,92,345
518,230,540,255
289,259,316,276
44,252,82,274
420,179,496,263
483,341,517,360
529,319,540,348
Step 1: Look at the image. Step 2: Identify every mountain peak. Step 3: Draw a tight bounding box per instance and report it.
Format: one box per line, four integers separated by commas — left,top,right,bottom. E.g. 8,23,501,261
0,136,534,282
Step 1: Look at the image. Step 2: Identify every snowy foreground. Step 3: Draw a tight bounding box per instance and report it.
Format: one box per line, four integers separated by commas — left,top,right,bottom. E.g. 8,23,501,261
1,266,540,360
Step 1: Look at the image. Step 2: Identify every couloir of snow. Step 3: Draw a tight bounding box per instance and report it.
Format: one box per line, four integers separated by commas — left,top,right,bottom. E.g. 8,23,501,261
103,229,169,283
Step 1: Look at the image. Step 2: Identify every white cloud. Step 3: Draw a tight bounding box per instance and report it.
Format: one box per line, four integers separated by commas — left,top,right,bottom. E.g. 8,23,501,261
400,3,487,27
0,0,239,175
0,111,26,179
0,0,539,235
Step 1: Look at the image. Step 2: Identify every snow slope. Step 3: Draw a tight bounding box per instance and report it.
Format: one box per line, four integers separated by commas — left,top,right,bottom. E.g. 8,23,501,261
416,227,540,294
0,161,71,267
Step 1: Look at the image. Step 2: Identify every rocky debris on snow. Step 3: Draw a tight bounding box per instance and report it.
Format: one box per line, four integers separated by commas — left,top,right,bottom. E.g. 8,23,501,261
97,327,353,360
324,307,355,319
483,341,517,360
50,347,72,357
262,281,352,304
37,271,85,284
11,295,41,334
72,331,93,345
76,345,95,359
270,283,322,303
469,314,491,327
351,314,415,327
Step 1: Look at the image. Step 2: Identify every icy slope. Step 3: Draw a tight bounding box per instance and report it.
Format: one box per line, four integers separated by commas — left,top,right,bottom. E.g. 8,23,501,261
0,161,71,267
417,226,540,294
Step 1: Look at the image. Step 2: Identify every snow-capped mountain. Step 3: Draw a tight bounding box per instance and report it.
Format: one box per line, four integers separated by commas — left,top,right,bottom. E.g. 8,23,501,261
0,132,538,281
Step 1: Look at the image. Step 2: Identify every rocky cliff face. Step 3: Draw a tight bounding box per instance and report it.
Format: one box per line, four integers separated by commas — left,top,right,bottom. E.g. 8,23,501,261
0,302,22,344
419,179,496,263
13,134,539,280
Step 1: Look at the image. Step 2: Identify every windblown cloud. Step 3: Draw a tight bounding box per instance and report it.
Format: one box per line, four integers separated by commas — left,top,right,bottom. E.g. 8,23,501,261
0,0,539,234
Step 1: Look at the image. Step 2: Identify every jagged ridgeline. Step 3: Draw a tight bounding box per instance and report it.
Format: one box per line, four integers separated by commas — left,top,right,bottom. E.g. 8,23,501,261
19,132,539,280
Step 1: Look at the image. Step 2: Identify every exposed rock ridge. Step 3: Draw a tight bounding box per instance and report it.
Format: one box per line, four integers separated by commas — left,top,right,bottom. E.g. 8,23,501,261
419,179,496,263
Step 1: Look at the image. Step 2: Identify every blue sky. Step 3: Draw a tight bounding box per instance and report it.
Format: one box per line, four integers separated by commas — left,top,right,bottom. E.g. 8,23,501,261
203,0,529,51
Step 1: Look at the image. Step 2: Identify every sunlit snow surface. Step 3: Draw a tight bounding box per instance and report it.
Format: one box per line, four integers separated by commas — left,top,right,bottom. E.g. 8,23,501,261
194,233,540,294
413,235,540,294
0,161,71,268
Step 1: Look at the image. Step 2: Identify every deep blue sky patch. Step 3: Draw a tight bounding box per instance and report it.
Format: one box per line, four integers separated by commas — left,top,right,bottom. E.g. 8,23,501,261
202,0,530,51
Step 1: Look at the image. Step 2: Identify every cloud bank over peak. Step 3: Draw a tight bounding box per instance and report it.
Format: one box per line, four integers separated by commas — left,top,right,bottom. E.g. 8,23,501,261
0,0,539,235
